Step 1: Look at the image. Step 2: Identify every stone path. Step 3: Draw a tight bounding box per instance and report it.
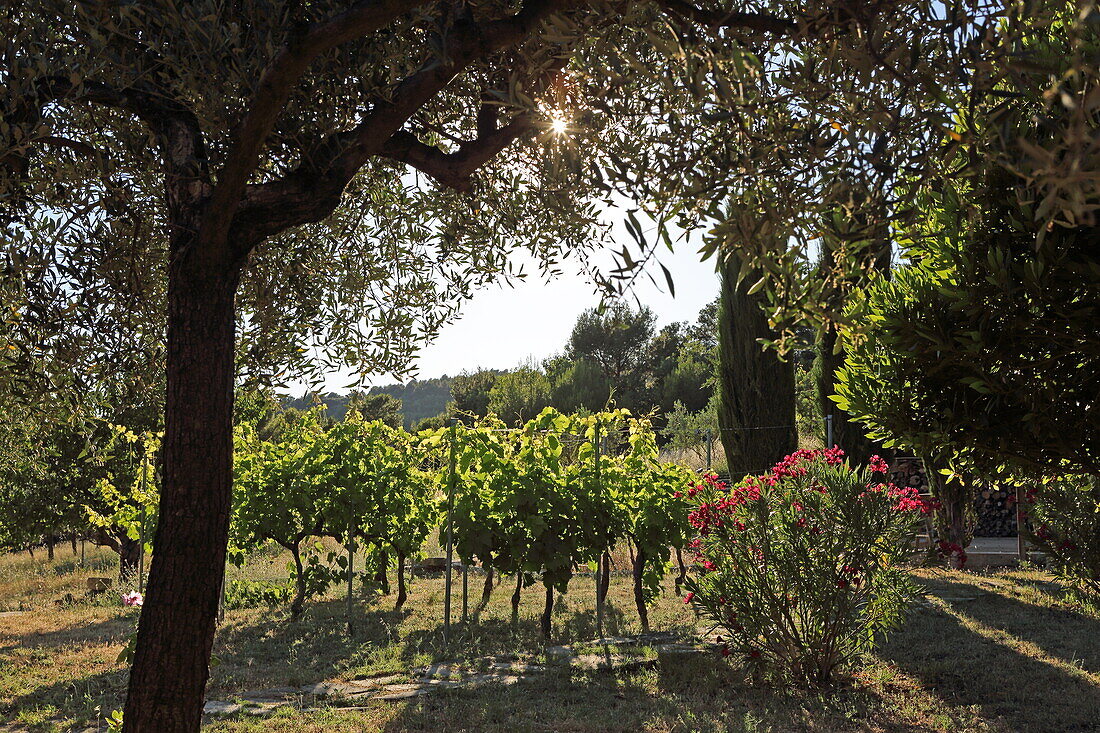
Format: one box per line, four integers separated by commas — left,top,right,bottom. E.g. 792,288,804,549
202,632,712,718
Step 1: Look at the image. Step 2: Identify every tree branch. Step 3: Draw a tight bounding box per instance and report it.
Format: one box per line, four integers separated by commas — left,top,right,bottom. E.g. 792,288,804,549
39,136,101,159
206,0,422,238
378,112,536,192
651,0,798,35
327,0,570,183
235,0,574,241
1,77,208,226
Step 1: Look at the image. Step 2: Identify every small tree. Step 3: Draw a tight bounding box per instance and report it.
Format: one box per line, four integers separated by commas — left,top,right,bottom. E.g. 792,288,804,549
488,367,552,426
86,428,161,581
324,414,438,609
1024,476,1100,596
608,418,694,631
232,410,334,619
451,370,500,419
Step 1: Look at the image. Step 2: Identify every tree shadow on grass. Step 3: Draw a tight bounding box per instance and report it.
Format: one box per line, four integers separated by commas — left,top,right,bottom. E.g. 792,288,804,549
916,573,1100,674
375,656,942,733
393,602,674,667
208,597,412,693
881,575,1100,731
0,614,132,653
2,667,128,728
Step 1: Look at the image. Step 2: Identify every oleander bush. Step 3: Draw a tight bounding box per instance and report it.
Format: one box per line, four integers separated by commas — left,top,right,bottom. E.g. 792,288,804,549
1024,475,1100,595
683,449,935,684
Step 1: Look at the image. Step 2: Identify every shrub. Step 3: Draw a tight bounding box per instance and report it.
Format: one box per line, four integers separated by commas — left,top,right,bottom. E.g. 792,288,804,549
683,448,935,685
1023,475,1100,595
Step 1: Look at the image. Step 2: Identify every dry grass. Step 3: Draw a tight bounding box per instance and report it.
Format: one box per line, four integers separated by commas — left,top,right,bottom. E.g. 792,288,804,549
3,546,1099,732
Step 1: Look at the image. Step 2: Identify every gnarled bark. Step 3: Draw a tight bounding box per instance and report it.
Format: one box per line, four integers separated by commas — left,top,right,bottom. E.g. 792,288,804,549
123,245,240,732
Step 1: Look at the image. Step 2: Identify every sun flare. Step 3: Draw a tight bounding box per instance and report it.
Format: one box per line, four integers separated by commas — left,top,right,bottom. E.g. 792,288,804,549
549,114,569,135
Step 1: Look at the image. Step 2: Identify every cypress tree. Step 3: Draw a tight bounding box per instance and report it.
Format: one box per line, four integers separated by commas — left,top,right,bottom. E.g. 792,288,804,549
716,252,797,478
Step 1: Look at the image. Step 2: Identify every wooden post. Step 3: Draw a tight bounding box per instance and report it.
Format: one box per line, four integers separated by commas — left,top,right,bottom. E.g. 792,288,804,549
347,524,355,636
139,449,148,593
443,418,458,644
593,422,604,639
1016,484,1026,561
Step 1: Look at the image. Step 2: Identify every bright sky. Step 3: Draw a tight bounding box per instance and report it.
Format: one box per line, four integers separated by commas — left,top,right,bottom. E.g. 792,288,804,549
412,236,720,379
310,216,721,393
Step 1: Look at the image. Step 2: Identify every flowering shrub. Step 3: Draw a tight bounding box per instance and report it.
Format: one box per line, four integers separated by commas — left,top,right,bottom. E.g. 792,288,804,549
936,540,968,569
1023,475,1100,595
121,591,143,607
683,448,935,685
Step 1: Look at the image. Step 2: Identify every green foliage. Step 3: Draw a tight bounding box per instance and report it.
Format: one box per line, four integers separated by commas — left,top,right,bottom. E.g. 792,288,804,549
437,411,600,592
547,357,611,414
1024,476,1100,595
223,579,293,610
324,412,438,560
285,379,452,429
658,336,713,414
661,399,718,465
608,419,695,602
567,304,656,410
85,427,160,558
232,408,334,614
685,450,927,684
834,7,1100,477
438,408,692,617
487,366,552,426
345,393,403,429
451,370,500,419
232,406,438,616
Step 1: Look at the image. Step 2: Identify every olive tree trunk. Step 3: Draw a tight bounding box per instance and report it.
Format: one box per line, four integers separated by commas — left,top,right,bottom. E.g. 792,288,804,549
123,248,240,732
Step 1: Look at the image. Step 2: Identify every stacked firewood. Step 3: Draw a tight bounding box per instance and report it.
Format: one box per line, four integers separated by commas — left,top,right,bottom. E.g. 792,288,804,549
973,487,1018,537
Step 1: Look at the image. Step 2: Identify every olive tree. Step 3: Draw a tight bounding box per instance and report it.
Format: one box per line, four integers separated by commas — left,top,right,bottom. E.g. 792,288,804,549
0,2,1005,729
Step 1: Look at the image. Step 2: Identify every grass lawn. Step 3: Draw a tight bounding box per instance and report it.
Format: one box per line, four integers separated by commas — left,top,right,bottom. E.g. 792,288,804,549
2,544,1099,732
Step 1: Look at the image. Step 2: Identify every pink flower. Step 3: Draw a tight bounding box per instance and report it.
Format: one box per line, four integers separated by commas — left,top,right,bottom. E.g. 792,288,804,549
122,591,144,607
683,592,694,603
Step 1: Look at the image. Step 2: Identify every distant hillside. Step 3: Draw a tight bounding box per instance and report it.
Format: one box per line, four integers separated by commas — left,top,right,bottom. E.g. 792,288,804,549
284,375,452,428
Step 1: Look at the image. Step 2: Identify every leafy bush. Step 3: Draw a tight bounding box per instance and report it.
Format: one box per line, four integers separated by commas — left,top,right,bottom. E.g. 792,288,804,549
223,579,293,610
1023,475,1100,595
684,448,934,685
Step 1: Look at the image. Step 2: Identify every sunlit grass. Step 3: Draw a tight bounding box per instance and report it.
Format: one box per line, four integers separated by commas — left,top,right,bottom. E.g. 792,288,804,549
3,547,1099,731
